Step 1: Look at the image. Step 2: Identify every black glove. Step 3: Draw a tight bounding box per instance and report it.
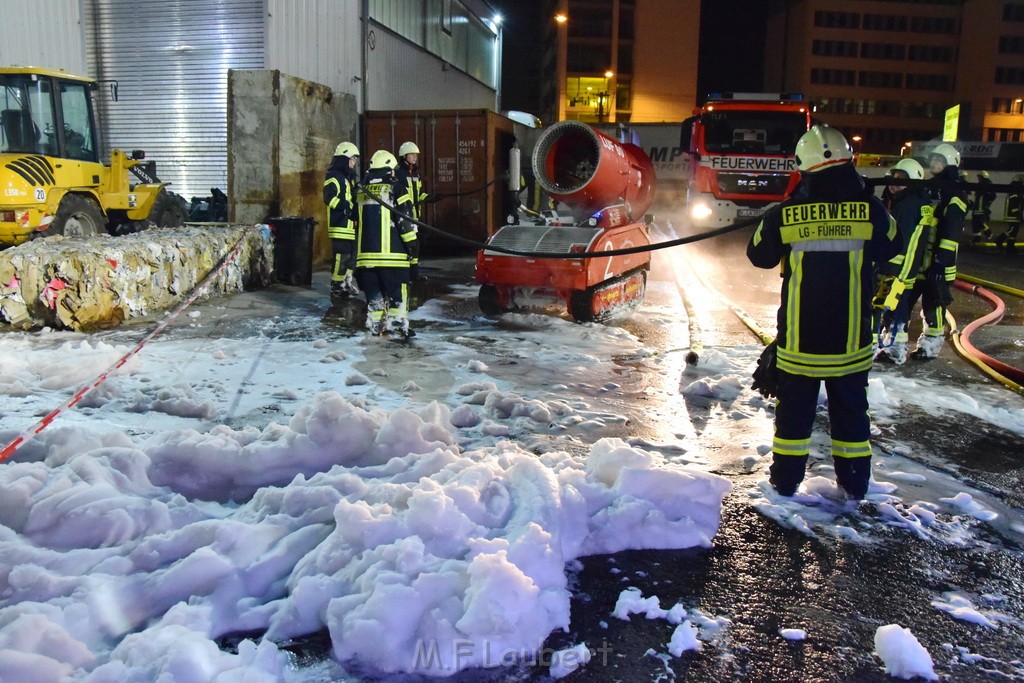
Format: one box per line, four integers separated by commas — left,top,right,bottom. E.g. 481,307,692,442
409,263,426,282
751,341,779,399
424,194,443,204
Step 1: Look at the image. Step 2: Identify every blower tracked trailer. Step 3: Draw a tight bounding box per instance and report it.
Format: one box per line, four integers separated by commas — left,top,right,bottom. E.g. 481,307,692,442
476,120,656,322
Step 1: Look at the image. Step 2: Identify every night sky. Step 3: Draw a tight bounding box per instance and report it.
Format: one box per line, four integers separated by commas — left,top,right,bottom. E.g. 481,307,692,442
489,0,769,114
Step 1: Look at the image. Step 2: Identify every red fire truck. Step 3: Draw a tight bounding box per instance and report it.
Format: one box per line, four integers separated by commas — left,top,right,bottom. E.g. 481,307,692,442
680,93,813,230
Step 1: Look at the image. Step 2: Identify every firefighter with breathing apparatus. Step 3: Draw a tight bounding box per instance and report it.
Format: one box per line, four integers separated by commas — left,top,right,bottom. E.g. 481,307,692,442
873,157,935,366
902,143,969,360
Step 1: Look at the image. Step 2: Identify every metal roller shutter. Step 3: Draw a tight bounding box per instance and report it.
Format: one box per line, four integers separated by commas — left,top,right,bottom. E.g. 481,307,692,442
84,0,265,202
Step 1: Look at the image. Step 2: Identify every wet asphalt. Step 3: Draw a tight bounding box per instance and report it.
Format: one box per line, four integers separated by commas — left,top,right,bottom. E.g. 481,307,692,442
10,232,1024,682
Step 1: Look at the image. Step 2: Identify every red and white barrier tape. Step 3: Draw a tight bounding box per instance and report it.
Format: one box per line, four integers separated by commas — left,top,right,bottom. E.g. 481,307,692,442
0,228,258,463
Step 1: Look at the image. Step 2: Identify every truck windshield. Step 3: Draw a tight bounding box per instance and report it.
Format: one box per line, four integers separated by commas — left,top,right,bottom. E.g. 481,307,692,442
702,110,807,155
0,74,54,155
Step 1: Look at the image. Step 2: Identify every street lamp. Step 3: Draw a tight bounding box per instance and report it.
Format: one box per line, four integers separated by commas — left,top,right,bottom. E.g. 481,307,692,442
851,134,862,156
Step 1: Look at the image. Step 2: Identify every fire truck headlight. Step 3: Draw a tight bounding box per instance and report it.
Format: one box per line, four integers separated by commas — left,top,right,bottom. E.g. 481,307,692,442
690,202,713,221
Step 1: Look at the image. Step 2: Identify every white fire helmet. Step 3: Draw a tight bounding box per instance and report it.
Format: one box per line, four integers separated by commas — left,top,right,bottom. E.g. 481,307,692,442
794,125,854,172
929,143,961,167
891,158,924,181
398,141,420,157
370,149,398,170
334,141,359,158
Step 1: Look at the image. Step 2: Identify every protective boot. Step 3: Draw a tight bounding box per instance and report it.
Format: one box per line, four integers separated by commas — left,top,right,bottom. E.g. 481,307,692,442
331,270,359,300
366,297,387,335
768,454,808,497
834,457,871,501
880,341,908,366
912,332,944,360
386,317,412,339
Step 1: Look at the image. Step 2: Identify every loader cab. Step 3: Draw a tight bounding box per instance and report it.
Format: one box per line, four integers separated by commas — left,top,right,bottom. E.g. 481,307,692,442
0,68,99,163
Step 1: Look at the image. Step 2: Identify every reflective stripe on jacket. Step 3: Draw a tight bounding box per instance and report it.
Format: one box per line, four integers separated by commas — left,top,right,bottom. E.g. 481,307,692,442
324,159,357,240
357,172,417,268
748,164,899,377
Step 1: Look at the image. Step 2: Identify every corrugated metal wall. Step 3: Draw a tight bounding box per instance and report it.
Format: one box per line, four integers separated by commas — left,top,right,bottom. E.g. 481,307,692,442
265,0,362,99
83,0,265,202
0,0,88,75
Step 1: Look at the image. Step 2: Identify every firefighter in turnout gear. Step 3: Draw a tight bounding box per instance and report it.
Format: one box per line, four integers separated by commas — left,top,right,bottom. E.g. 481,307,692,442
903,143,969,360
969,170,996,243
356,150,418,337
995,173,1024,251
747,125,900,500
395,141,432,281
874,158,935,366
324,142,361,299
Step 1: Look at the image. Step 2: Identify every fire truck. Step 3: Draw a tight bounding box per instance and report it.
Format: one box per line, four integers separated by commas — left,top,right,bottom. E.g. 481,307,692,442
680,93,813,230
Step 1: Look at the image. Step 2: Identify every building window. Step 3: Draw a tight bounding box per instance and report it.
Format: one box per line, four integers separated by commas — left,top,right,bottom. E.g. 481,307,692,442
999,35,1024,53
568,7,614,37
858,71,903,88
814,11,860,29
904,73,951,91
996,66,1024,83
908,45,955,62
910,16,957,34
863,14,907,31
810,68,855,85
441,0,452,35
619,6,635,40
815,98,945,120
861,42,906,60
617,44,633,74
813,40,858,57
1004,4,1024,22
567,44,613,73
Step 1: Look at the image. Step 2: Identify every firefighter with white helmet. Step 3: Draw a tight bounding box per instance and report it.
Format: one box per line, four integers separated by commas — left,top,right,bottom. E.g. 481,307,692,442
900,143,969,360
748,124,899,500
874,157,936,365
395,140,434,281
323,141,361,300
355,149,418,337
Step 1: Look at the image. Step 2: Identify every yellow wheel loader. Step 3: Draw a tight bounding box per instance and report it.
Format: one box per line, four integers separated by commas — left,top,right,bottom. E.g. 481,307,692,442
0,66,186,247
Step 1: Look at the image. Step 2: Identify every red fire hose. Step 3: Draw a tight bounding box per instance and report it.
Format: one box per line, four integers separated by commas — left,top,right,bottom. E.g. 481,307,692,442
950,279,1024,389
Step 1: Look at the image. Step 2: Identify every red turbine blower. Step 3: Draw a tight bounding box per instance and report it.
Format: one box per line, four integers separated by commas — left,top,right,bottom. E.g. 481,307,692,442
476,121,656,322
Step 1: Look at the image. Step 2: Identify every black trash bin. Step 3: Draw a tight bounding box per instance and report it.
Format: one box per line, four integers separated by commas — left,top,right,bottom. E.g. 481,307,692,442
267,216,315,288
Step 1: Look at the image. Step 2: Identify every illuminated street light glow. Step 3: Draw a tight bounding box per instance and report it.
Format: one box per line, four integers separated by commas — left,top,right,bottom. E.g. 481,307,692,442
555,13,567,23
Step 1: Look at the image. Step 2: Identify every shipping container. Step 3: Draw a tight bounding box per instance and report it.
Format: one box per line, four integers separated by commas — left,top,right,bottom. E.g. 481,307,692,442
363,110,518,255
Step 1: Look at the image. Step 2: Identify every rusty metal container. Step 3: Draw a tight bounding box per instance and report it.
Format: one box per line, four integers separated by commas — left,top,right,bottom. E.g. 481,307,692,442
363,110,518,255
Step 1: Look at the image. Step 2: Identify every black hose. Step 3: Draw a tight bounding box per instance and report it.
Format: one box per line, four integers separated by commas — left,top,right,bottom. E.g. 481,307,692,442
356,181,758,259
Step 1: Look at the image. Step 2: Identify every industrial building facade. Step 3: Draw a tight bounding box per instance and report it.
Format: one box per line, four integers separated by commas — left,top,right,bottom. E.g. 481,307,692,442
764,0,1024,154
538,0,700,125
0,0,501,201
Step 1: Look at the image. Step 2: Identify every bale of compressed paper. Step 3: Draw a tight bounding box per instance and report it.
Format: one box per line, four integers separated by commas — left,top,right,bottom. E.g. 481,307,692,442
0,224,273,331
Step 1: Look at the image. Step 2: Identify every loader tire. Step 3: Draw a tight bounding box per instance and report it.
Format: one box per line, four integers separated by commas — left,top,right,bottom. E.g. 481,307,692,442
148,189,189,228
47,194,105,238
